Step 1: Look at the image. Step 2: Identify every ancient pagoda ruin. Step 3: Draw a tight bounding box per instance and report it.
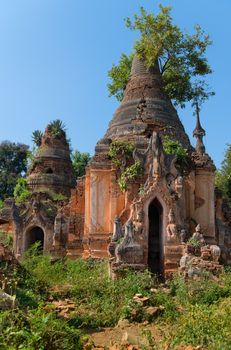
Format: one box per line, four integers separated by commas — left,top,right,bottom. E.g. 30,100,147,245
0,56,231,278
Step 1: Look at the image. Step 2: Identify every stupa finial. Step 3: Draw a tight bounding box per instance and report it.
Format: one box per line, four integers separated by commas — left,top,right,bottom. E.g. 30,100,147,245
193,101,206,154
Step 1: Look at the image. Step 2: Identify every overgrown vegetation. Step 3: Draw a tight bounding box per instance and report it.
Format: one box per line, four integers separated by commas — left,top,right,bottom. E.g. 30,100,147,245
71,150,91,179
13,178,31,204
32,130,43,147
0,141,29,201
216,144,231,204
1,243,231,349
163,136,188,169
0,231,13,248
108,5,214,113
108,140,143,191
118,161,143,191
47,119,67,138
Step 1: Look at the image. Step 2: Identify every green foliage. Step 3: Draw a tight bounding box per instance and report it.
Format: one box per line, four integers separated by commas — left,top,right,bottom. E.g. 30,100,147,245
47,119,66,138
108,140,134,166
107,53,134,102
216,144,231,203
13,177,30,204
0,141,29,200
108,5,214,111
0,309,82,350
0,199,4,209
0,231,13,247
187,237,201,248
108,140,143,191
71,150,91,179
19,249,157,328
32,129,43,147
168,301,231,349
118,161,143,191
163,136,188,168
1,245,231,349
38,189,67,202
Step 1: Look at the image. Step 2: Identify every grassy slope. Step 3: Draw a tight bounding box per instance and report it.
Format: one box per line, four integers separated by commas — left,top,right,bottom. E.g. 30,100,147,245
0,243,231,349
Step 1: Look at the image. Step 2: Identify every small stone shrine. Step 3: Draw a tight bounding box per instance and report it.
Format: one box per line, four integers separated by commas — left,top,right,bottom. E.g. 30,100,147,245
0,56,231,278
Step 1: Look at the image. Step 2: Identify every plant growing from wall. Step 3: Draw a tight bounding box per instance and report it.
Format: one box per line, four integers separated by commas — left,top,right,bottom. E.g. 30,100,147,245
108,140,134,168
47,119,66,138
163,136,188,168
13,178,30,204
109,140,143,191
118,161,143,191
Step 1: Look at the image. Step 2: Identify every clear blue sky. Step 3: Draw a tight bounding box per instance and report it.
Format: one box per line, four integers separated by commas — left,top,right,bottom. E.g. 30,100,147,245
0,0,230,168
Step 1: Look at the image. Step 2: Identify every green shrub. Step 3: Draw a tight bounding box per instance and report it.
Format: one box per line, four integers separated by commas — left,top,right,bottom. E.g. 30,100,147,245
169,301,231,349
0,231,13,247
0,309,82,350
13,177,30,204
118,161,143,191
163,136,188,168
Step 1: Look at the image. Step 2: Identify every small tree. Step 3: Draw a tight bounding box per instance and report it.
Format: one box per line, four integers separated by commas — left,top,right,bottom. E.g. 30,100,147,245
0,141,29,200
108,5,214,111
216,144,231,203
32,130,43,147
13,178,30,204
72,150,91,179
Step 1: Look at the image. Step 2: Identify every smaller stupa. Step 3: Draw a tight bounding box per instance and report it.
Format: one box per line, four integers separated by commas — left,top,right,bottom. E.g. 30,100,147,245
27,120,75,196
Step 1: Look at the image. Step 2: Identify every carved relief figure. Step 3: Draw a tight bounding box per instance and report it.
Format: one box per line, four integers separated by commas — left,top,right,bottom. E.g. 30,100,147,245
166,209,178,241
53,208,68,247
192,224,205,246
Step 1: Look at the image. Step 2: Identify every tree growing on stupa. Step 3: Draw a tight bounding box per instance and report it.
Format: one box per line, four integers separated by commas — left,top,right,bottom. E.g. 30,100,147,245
107,5,214,112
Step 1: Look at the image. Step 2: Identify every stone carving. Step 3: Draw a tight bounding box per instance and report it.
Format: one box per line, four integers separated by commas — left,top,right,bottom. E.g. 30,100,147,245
180,228,187,244
179,243,223,279
112,217,123,242
192,224,205,246
166,209,178,241
148,131,163,177
115,220,143,264
210,245,221,262
53,208,68,248
32,198,40,214
174,176,183,198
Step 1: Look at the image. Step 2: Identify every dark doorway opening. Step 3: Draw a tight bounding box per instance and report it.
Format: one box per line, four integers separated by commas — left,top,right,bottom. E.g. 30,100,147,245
148,198,163,276
45,168,53,174
25,226,44,252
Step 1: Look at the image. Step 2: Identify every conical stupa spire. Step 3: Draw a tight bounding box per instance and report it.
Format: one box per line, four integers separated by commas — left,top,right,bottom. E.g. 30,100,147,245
104,55,191,148
193,102,206,154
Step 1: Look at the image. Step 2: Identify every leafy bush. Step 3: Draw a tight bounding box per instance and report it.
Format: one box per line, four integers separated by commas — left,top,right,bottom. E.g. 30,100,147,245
108,140,143,191
163,136,188,168
0,309,82,350
13,177,30,204
71,150,91,179
118,161,143,191
187,237,201,248
108,140,134,167
0,231,13,248
169,301,231,349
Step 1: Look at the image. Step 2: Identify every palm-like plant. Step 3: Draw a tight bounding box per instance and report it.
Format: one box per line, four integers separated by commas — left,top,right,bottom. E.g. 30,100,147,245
32,130,43,147
47,119,66,138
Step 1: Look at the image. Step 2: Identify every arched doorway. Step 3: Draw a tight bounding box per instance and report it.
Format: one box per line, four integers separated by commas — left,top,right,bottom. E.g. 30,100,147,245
148,198,163,276
25,226,44,252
